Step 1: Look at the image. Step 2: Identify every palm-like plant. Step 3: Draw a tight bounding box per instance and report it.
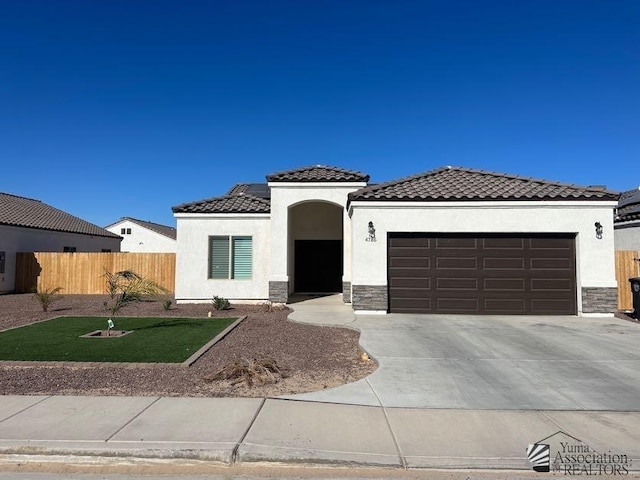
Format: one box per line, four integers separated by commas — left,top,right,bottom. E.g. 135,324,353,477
103,270,168,320
33,286,63,312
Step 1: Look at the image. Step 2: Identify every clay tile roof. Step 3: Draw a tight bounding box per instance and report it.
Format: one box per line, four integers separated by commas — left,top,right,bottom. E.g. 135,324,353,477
172,194,271,214
615,188,640,223
110,217,177,240
349,166,620,203
0,191,121,238
266,165,370,183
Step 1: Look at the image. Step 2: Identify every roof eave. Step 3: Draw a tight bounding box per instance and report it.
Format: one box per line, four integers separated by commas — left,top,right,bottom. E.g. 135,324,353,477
0,222,122,239
348,195,620,203
347,197,620,209
173,211,271,218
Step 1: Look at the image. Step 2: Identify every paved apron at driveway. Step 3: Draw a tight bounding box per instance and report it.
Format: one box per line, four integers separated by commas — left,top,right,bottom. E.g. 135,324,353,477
284,296,640,410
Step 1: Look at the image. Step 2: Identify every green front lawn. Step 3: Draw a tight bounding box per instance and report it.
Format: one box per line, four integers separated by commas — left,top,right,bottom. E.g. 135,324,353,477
0,316,237,363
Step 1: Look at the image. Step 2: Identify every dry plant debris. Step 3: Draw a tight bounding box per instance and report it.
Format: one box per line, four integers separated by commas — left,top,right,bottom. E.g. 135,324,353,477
204,358,288,387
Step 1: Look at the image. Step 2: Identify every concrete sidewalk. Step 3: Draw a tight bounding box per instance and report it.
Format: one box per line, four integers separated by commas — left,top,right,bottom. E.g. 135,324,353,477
1,395,639,471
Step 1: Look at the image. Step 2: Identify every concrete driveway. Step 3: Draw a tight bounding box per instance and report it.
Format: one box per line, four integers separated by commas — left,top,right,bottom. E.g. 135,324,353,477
284,296,640,410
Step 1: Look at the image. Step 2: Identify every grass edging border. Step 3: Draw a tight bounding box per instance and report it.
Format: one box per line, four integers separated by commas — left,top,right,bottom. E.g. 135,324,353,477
0,316,247,368
181,315,246,366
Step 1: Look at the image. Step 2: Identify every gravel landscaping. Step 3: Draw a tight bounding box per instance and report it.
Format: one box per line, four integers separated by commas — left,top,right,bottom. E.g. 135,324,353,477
0,294,377,397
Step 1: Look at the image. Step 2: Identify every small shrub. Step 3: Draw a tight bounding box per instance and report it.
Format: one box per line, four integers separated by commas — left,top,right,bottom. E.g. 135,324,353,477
33,286,63,312
260,300,286,312
204,358,286,387
212,295,230,310
162,299,173,310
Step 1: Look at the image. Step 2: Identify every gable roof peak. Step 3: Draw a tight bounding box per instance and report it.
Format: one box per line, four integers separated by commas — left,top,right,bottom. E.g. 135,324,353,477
266,165,370,183
172,193,271,214
349,166,619,203
109,217,177,240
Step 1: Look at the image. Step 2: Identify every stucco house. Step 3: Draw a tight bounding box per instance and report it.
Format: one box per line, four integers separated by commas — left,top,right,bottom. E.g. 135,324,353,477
614,188,640,251
172,165,619,315
0,192,122,294
106,217,177,253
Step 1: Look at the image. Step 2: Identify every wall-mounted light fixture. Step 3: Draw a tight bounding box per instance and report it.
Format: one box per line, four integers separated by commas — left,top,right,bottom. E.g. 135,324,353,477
595,222,603,239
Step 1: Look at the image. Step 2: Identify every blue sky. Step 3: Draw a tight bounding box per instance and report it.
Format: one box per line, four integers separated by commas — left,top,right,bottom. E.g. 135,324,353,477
1,1,638,228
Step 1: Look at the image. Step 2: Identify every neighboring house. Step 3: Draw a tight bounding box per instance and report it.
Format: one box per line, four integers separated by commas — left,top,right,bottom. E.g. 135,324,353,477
614,188,640,251
0,192,122,294
172,165,619,315
105,217,177,253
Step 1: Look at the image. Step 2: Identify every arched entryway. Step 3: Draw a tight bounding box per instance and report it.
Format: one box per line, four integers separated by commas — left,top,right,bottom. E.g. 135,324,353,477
288,201,343,294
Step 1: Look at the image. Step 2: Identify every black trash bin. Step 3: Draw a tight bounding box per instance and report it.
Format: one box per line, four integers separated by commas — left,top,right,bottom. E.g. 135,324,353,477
629,277,640,318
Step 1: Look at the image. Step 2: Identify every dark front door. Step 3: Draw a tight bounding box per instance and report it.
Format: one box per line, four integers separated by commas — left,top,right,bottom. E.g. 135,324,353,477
295,240,343,293
388,233,577,315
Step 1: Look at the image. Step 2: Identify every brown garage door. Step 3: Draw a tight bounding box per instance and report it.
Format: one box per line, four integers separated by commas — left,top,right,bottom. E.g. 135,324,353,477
388,233,577,315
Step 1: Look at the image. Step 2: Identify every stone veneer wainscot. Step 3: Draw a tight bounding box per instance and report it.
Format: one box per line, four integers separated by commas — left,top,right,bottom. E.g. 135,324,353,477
352,285,387,311
269,281,289,304
582,287,617,314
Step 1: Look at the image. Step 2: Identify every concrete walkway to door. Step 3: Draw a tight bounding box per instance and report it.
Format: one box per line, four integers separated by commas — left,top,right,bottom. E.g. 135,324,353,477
282,294,640,411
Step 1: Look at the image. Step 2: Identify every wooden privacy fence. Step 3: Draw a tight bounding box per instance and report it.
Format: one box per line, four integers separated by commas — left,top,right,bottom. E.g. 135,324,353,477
616,250,639,311
13,250,640,308
15,252,175,294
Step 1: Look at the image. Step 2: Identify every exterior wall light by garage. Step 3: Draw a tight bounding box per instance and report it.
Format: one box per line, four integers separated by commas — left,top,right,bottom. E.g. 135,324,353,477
595,222,603,239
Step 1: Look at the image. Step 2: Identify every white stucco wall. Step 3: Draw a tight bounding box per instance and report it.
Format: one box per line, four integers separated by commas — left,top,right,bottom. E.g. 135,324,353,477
268,182,366,292
614,223,640,251
173,213,270,302
0,225,121,293
349,200,618,312
106,220,177,253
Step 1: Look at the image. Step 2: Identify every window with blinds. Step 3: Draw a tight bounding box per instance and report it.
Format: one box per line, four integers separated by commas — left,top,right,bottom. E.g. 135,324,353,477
232,237,252,279
208,236,252,279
